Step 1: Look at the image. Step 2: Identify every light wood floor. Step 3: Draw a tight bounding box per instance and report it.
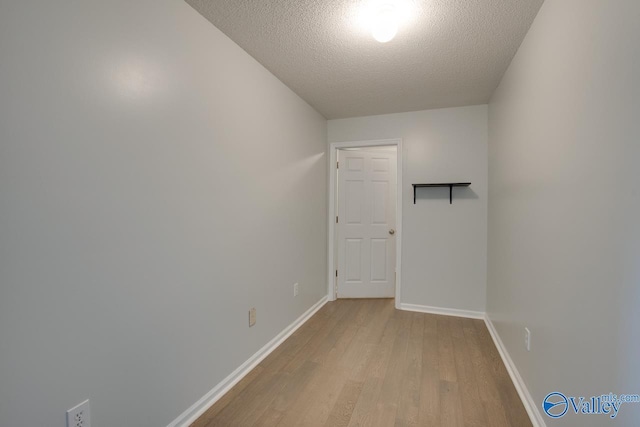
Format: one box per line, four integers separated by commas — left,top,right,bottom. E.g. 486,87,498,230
192,299,532,427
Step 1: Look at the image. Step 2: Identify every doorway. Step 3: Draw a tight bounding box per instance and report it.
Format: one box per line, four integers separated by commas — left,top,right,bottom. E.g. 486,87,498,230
328,139,402,307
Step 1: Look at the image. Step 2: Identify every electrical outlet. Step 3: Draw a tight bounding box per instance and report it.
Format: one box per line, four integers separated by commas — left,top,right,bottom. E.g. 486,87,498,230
67,400,90,427
249,307,256,327
525,327,531,351
293,282,299,297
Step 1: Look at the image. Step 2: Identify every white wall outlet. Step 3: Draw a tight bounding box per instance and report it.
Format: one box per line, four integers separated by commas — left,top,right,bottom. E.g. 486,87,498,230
293,282,299,297
249,307,256,327
67,399,90,427
525,327,531,351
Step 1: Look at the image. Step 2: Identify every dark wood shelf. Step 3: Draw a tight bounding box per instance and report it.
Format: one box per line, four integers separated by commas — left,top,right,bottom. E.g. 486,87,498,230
412,183,471,204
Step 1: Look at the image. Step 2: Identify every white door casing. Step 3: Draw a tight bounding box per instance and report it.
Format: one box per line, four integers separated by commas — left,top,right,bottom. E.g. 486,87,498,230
337,148,397,298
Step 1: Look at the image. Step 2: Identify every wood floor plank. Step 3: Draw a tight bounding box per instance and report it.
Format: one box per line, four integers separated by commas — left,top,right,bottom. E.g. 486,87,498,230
437,317,457,382
418,314,440,426
280,300,355,373
371,401,399,427
440,380,465,427
336,300,393,382
462,320,502,404
324,380,364,427
315,321,359,362
276,363,345,427
191,300,533,427
338,340,376,383
253,407,284,427
297,368,349,426
369,310,412,427
365,309,400,380
270,360,317,413
394,313,423,427
313,319,360,368
483,401,512,427
346,376,384,427
451,318,487,427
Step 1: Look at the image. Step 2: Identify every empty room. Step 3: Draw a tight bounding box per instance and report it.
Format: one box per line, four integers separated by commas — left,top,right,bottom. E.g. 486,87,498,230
1,0,638,426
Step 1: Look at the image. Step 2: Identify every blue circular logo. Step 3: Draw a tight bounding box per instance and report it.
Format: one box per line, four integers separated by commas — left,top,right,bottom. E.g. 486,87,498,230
543,392,569,418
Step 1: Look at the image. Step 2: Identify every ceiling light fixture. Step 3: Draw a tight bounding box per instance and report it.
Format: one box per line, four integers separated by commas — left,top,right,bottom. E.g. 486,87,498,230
371,4,398,43
355,1,416,44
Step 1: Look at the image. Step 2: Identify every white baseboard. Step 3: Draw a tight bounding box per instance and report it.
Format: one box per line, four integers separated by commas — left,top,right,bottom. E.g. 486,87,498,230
399,303,485,319
483,315,547,427
167,296,329,427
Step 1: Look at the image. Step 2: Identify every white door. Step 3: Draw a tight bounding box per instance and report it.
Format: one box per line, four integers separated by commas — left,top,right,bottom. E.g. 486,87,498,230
337,148,397,298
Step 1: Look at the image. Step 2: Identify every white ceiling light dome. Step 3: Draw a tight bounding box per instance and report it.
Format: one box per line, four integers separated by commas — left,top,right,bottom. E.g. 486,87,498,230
371,4,399,43
358,0,416,43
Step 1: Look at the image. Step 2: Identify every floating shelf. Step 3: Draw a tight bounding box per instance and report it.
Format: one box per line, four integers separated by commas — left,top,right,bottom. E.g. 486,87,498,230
412,183,471,204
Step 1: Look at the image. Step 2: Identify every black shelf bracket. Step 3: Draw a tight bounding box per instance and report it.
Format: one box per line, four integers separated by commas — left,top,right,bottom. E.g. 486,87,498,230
412,183,471,204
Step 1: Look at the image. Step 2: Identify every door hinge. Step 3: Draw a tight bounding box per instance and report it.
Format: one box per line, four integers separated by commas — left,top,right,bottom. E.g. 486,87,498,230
336,216,338,223
336,269,338,277
336,161,339,169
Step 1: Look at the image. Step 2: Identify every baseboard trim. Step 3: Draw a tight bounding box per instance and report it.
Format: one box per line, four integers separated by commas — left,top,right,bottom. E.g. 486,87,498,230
483,315,547,427
399,303,485,319
167,295,329,427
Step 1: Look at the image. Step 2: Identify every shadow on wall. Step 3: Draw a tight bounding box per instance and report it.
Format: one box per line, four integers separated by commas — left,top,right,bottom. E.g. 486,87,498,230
414,186,479,203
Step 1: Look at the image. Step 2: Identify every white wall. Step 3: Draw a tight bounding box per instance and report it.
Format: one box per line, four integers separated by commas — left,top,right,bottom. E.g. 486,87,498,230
0,1,327,426
488,0,640,426
329,106,488,312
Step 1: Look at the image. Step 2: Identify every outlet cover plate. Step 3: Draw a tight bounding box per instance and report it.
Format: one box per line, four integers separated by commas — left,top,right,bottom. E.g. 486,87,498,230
67,399,91,427
293,283,299,297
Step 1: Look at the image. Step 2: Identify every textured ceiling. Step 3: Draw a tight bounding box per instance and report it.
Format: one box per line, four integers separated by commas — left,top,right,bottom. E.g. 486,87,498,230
185,0,544,119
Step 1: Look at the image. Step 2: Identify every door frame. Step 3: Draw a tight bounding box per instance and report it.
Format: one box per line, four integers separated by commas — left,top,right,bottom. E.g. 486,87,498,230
328,138,403,308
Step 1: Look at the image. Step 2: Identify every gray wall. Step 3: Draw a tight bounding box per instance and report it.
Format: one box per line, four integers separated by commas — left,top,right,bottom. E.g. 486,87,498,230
0,1,327,426
488,0,640,425
329,105,488,312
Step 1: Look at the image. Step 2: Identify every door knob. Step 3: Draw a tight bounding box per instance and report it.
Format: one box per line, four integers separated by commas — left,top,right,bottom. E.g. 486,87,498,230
389,229,395,235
